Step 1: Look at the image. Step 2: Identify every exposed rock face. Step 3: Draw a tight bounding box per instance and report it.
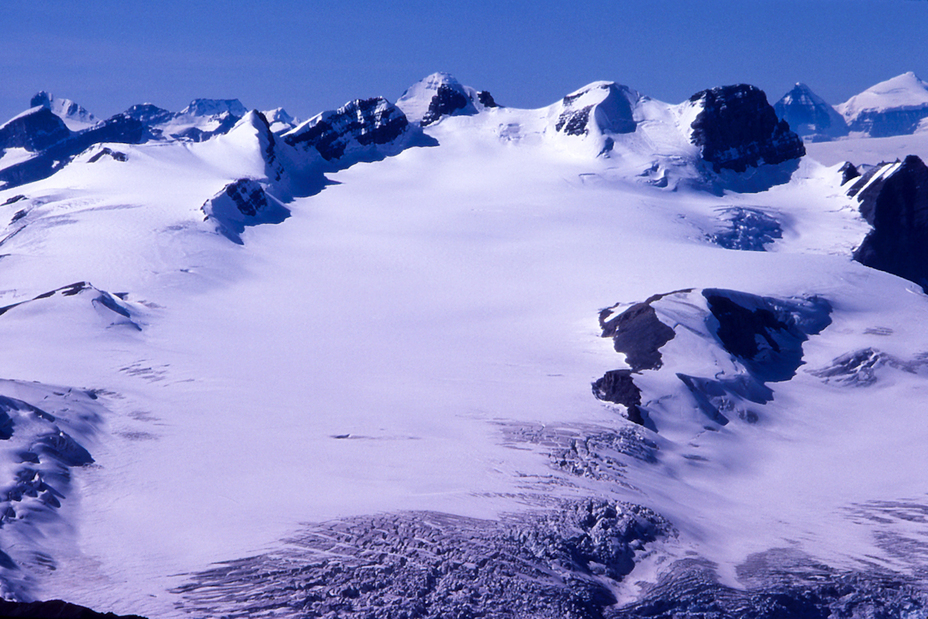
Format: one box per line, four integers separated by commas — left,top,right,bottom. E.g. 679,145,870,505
774,83,848,141
175,499,670,619
595,288,831,429
554,82,637,137
599,295,678,371
0,107,72,152
396,72,496,126
689,84,805,173
592,369,644,425
201,178,289,244
421,84,470,126
851,155,928,291
704,288,832,382
284,97,416,162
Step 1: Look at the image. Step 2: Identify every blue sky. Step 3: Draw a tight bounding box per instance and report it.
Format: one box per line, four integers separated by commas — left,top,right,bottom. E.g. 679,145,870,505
1,0,926,124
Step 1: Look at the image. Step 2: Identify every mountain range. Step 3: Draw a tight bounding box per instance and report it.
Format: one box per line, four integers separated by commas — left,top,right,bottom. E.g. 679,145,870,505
1,71,928,618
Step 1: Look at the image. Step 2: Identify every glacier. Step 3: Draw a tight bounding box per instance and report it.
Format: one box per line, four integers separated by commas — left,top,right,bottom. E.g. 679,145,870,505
0,73,928,618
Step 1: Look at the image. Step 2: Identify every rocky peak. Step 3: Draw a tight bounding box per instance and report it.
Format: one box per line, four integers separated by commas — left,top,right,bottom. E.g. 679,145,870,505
851,155,928,291
553,81,638,137
30,91,96,130
0,106,72,152
201,178,290,244
180,98,248,118
284,97,414,162
774,83,847,141
837,72,928,137
397,72,496,126
689,84,805,173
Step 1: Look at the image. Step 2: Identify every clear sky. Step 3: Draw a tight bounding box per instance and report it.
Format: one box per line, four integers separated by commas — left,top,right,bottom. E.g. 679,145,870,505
1,0,926,124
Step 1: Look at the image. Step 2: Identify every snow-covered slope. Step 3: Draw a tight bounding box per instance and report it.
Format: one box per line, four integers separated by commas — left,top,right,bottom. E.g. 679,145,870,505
0,74,926,618
837,71,928,137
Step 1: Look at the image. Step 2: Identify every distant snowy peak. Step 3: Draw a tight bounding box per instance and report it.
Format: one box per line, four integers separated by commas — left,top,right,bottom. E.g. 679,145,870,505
837,72,928,137
30,91,96,131
179,98,248,119
689,84,805,173
397,72,497,126
124,103,174,126
552,81,639,138
261,107,300,134
122,98,248,143
284,96,433,165
774,83,848,141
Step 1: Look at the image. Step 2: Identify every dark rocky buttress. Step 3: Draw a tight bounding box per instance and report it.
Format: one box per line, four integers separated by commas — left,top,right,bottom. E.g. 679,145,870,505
284,97,409,161
852,155,928,291
690,84,805,173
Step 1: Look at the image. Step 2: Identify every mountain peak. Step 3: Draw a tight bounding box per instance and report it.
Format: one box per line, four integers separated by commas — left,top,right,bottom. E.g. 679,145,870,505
552,81,639,138
179,98,248,118
29,91,96,131
774,83,847,141
837,72,928,136
397,73,497,126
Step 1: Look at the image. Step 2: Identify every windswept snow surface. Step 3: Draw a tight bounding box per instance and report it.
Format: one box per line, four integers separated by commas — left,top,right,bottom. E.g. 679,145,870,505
0,86,927,617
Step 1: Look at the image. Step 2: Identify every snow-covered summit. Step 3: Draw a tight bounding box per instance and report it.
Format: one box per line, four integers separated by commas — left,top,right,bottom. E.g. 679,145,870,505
261,107,300,134
837,72,928,136
30,92,96,131
178,98,248,119
396,72,497,126
550,81,639,138
774,83,848,141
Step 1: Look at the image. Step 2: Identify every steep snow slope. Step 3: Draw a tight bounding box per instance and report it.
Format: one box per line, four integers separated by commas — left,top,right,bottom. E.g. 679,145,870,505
0,79,926,617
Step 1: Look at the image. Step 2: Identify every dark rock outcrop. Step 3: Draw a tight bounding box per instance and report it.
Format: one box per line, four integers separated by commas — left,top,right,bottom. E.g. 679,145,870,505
840,161,860,185
599,295,679,371
852,155,928,291
0,599,146,619
555,82,637,137
690,84,805,173
774,83,848,141
477,90,498,108
201,178,289,244
284,97,413,162
421,84,470,126
703,289,832,382
0,107,72,153
592,369,644,425
848,107,928,137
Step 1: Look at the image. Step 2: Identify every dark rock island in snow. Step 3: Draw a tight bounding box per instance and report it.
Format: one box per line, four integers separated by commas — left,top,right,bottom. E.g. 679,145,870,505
690,84,805,173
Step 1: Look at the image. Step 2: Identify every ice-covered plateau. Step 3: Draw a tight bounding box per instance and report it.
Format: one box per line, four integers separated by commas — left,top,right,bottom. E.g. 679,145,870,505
1,73,928,618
